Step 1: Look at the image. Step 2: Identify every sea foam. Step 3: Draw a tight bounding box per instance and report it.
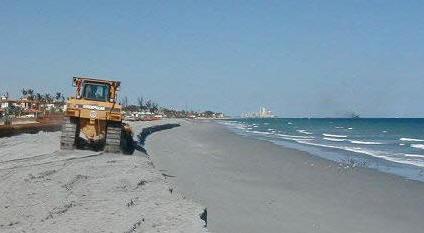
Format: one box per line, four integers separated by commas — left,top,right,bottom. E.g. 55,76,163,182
400,138,424,142
404,154,424,158
296,141,424,167
411,144,424,150
276,134,314,139
322,133,348,138
349,140,384,145
323,137,346,142
297,130,313,135
251,131,273,135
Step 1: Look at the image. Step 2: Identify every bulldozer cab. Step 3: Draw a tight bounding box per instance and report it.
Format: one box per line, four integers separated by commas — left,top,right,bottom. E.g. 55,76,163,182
83,83,109,101
72,77,121,103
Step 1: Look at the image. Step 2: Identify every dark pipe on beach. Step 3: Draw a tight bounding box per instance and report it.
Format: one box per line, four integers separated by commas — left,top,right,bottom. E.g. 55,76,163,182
134,124,181,155
137,124,181,146
200,208,207,227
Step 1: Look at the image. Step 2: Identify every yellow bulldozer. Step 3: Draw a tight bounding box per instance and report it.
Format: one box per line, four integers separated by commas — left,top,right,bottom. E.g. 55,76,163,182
61,77,133,153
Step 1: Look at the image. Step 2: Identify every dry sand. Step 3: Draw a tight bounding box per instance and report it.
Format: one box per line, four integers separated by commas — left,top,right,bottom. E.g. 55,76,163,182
0,127,207,232
144,119,424,233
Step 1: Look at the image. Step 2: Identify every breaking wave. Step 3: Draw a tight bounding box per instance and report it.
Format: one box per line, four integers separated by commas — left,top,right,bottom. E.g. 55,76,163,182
322,133,348,138
323,137,345,142
404,154,424,158
400,138,424,142
411,144,424,150
295,141,424,167
297,130,313,135
349,140,384,145
276,134,314,139
251,131,273,135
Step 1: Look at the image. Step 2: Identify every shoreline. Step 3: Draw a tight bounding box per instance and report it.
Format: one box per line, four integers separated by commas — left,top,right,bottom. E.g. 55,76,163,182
217,120,423,183
201,118,424,184
221,120,424,185
144,119,424,233
220,118,424,182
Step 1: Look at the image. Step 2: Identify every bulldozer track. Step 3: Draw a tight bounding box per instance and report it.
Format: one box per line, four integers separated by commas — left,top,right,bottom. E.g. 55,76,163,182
0,151,103,171
105,123,122,153
0,152,53,165
60,117,77,150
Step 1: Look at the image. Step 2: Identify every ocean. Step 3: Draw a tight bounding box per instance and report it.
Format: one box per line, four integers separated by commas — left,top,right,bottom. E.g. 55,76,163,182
220,118,424,182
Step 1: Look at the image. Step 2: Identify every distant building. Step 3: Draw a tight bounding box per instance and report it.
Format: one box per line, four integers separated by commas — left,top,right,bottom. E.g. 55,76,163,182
217,113,225,118
0,94,43,118
0,94,13,110
19,97,33,109
242,107,275,118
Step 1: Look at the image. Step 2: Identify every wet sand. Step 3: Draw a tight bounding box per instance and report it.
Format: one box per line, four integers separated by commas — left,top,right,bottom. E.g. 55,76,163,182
143,119,424,233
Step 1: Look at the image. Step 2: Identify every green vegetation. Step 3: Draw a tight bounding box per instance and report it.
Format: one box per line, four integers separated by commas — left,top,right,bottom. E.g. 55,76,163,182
121,96,160,114
120,96,224,119
21,88,65,105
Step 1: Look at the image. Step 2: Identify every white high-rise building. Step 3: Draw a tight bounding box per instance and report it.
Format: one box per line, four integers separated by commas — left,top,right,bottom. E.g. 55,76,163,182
242,107,275,118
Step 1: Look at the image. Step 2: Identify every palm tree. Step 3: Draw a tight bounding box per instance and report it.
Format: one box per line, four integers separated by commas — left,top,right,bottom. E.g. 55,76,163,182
137,96,144,111
27,89,34,100
44,94,53,103
55,92,62,102
151,102,159,113
35,93,43,102
53,92,65,111
21,89,27,97
34,93,42,112
145,100,152,113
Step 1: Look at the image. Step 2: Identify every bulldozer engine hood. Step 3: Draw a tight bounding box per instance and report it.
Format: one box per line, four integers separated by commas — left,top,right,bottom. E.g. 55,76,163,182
72,104,121,112
65,99,123,122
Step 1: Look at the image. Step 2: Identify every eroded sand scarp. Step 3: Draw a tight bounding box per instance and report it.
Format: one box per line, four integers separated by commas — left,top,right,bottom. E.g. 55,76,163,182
0,130,207,233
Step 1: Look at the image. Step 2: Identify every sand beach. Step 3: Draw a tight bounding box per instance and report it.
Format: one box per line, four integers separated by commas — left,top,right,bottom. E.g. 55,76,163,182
143,119,424,233
0,125,207,233
2,118,424,233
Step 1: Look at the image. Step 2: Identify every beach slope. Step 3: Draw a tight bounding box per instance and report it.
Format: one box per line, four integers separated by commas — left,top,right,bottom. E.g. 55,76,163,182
144,119,424,233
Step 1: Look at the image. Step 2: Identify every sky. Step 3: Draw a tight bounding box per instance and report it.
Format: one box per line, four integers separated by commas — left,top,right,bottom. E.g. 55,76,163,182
1,0,423,117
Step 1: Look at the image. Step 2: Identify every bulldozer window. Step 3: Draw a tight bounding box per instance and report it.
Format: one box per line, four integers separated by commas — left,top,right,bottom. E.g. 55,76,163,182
82,83,110,101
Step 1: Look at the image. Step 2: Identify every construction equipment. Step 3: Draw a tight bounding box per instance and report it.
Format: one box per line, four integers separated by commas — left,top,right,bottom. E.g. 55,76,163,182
61,77,133,153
